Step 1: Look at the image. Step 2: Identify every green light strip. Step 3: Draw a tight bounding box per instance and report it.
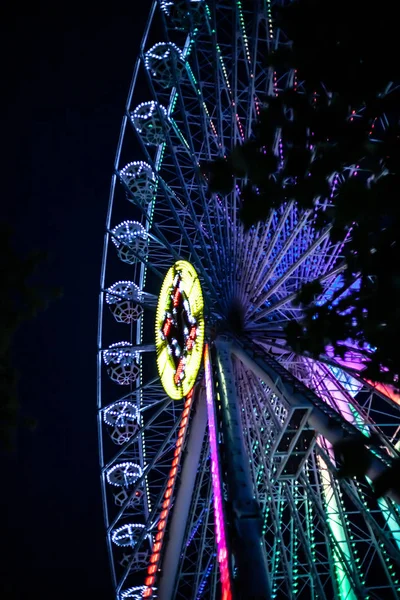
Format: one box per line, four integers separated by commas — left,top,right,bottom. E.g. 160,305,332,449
236,1,252,66
292,483,300,596
377,497,400,552
354,478,400,593
317,453,357,600
349,404,400,553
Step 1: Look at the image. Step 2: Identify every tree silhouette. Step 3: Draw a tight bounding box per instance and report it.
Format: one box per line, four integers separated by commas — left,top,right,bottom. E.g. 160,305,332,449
205,0,400,393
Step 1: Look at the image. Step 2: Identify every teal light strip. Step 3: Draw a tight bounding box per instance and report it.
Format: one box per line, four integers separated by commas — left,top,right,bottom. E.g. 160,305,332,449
317,453,358,600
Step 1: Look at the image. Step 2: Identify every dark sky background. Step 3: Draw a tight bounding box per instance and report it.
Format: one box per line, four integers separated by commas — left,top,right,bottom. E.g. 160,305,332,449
2,5,148,599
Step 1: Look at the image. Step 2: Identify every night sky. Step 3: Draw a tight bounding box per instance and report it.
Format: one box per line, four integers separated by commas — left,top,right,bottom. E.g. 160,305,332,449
2,5,148,598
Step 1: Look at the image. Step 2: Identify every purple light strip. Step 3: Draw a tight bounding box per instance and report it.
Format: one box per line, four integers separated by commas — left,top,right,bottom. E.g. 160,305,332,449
204,344,232,600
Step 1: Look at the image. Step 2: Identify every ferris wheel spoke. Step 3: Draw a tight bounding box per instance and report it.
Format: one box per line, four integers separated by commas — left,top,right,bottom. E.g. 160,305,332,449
130,145,222,298
245,266,346,330
207,4,244,149
171,440,215,599
241,2,262,139
116,168,188,266
250,208,313,301
166,58,236,286
124,125,222,303
239,216,275,298
247,202,297,294
106,414,181,533
185,37,225,158
250,225,333,318
102,397,173,472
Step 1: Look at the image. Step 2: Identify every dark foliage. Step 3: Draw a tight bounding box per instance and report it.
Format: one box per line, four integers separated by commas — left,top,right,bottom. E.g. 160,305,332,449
207,0,400,390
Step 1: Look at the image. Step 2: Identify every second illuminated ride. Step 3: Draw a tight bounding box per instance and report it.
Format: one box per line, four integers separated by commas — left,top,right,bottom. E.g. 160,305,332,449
155,260,205,400
98,2,400,599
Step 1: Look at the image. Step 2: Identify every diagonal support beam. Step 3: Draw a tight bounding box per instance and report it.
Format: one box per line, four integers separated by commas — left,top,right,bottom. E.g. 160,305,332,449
214,338,271,600
158,386,208,600
231,340,400,505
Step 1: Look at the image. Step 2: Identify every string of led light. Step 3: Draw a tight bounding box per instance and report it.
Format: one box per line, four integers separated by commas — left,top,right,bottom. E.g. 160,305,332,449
142,388,194,598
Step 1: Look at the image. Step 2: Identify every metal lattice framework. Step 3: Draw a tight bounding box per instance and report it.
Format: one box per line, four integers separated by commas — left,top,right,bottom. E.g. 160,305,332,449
98,2,400,599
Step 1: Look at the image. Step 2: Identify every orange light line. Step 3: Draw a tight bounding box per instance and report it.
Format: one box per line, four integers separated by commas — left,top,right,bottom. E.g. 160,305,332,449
142,388,194,597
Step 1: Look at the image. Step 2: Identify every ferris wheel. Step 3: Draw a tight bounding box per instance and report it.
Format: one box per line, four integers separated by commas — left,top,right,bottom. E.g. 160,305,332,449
97,1,400,599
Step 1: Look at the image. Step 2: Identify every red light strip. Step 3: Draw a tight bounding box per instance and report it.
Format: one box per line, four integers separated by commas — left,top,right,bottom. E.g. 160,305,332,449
173,328,198,385
173,287,181,308
186,326,197,351
162,318,172,337
174,358,185,385
142,388,194,598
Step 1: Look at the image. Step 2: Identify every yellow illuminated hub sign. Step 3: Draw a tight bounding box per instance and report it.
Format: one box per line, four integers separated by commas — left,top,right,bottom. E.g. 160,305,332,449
155,261,205,399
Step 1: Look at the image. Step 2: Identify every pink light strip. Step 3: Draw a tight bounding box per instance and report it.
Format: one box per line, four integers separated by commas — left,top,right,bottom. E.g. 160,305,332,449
204,344,232,600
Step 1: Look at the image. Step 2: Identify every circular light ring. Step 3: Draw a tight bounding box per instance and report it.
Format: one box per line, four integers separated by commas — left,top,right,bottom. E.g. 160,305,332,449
103,342,138,366
160,0,204,30
160,0,204,15
144,42,185,89
119,161,155,184
111,221,147,248
131,101,167,125
130,101,168,146
106,281,144,324
104,401,140,444
120,586,147,599
160,0,173,14
106,281,143,305
119,161,156,207
103,401,139,426
155,260,204,399
103,344,140,386
145,42,184,66
106,462,143,487
111,523,147,547
111,222,148,265
111,221,148,265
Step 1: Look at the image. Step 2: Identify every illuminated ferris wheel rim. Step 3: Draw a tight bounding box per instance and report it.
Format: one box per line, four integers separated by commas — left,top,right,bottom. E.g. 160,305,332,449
98,2,400,599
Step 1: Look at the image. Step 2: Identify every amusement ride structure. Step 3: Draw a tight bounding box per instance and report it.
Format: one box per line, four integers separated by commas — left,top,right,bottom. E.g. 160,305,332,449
98,1,400,598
